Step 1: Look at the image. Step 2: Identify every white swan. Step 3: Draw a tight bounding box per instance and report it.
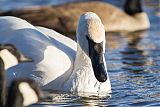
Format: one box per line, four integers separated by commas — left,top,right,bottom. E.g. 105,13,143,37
0,12,111,95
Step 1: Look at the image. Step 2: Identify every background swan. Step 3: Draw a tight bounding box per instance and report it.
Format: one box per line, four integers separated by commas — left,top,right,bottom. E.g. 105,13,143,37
0,12,111,96
0,0,150,35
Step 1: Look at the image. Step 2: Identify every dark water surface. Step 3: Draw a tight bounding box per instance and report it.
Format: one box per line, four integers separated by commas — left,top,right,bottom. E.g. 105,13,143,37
0,0,160,107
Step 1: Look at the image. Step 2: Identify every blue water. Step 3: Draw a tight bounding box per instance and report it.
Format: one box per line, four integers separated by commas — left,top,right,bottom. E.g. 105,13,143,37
0,0,160,107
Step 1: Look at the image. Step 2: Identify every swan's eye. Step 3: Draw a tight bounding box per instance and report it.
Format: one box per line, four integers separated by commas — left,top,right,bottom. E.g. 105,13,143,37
86,35,103,54
86,35,89,41
94,42,103,54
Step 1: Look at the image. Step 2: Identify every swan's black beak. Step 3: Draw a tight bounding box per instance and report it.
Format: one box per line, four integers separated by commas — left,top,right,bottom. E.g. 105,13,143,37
87,36,107,82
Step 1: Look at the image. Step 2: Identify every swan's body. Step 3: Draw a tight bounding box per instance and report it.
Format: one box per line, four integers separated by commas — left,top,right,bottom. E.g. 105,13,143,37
0,12,111,95
0,16,75,88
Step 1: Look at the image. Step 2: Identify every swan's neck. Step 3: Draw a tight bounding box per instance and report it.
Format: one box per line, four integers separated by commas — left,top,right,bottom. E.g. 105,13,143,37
124,0,143,15
74,45,92,71
69,44,111,95
65,44,106,93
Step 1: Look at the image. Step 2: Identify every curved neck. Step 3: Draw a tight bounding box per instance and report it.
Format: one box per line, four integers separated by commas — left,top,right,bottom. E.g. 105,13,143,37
0,57,6,107
63,43,111,94
74,45,92,70
72,45,102,92
124,0,143,15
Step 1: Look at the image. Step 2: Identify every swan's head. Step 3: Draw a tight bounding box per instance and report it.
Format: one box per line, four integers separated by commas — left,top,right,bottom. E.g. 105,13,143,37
77,12,107,82
0,44,33,70
7,78,42,106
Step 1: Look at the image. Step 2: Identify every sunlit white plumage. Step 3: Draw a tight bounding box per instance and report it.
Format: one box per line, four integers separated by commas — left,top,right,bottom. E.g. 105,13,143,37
0,12,111,95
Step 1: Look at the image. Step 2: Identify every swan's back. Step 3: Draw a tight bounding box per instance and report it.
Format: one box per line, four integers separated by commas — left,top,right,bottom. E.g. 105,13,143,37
0,16,52,61
0,16,76,88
